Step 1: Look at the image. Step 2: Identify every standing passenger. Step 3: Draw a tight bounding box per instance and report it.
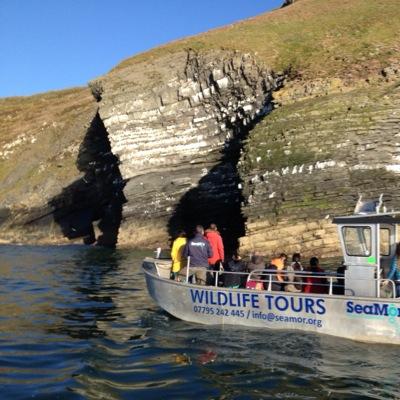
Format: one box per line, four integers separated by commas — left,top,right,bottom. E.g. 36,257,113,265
387,243,400,297
205,223,225,285
179,225,213,285
170,231,187,280
204,223,225,269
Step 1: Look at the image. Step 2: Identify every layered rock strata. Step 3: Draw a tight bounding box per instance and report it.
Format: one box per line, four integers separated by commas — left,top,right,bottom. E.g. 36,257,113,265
95,50,280,249
239,82,400,257
1,54,399,258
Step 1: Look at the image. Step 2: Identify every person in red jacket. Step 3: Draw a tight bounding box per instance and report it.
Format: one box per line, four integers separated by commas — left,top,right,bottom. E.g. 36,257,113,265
304,257,328,294
204,223,225,270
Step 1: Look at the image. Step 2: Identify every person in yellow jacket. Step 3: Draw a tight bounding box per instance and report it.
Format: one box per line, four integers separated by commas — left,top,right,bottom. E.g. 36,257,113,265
171,231,187,280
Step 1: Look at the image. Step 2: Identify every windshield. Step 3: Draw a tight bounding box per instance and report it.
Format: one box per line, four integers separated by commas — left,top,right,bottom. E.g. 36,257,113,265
342,226,371,257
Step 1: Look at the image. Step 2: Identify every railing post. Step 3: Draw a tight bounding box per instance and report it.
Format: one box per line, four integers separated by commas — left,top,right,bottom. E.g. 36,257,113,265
267,274,272,291
329,277,333,295
215,270,219,287
186,256,190,283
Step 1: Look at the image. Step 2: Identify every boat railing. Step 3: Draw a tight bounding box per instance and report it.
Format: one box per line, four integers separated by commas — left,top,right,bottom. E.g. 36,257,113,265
210,268,397,299
162,260,397,299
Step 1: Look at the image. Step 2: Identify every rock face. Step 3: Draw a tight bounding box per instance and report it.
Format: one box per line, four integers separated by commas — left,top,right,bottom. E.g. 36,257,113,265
0,88,98,242
1,0,400,257
239,82,400,257
95,50,281,250
0,89,126,247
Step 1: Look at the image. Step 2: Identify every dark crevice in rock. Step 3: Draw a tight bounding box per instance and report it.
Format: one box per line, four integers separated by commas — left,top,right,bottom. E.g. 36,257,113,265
49,112,126,247
168,108,273,254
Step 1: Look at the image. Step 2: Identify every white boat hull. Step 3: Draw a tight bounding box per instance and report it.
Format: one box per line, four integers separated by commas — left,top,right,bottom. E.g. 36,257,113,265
143,259,400,344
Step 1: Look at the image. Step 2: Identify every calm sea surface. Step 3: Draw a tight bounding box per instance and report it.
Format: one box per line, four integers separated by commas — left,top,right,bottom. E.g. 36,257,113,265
0,245,399,400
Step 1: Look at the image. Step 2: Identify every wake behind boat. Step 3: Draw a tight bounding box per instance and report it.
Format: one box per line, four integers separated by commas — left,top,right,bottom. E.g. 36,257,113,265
143,197,400,344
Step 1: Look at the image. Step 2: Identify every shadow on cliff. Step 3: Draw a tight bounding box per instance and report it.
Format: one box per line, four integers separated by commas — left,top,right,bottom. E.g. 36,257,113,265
168,107,263,255
49,112,127,248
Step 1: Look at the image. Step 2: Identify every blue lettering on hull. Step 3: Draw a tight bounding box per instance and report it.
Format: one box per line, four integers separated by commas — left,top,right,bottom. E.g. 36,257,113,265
346,301,400,317
189,289,326,315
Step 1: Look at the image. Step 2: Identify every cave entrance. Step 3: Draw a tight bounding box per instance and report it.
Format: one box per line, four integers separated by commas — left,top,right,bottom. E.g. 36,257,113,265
168,108,259,256
50,112,126,248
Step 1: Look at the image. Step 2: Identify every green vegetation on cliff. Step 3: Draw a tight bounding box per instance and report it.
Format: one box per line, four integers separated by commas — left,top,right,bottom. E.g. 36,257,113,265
113,0,400,80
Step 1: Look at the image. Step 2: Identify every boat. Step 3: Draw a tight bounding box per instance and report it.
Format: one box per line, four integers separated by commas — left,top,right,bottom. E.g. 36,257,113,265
142,196,400,344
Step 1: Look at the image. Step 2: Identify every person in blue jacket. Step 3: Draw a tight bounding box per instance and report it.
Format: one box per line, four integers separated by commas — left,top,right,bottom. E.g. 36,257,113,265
388,243,400,297
178,225,213,285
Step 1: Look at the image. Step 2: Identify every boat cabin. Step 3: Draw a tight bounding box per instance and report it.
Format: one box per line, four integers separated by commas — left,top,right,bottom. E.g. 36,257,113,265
333,208,400,298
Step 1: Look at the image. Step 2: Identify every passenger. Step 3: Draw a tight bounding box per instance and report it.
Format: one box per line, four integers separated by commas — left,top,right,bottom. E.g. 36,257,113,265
204,223,225,269
285,253,303,293
264,264,283,292
224,252,247,288
304,257,328,294
246,254,265,290
333,261,346,295
170,230,187,280
270,253,288,290
179,225,213,285
387,243,400,297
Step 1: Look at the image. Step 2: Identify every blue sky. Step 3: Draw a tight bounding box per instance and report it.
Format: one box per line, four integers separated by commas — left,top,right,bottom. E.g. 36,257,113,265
0,0,282,98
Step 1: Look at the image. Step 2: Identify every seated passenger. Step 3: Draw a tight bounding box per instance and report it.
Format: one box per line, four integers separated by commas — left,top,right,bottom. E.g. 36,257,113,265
304,257,328,294
224,252,247,288
333,261,346,295
270,253,288,290
246,254,265,290
285,253,303,293
263,264,283,291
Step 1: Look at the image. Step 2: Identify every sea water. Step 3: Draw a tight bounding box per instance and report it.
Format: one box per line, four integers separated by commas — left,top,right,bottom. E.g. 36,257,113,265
0,245,399,399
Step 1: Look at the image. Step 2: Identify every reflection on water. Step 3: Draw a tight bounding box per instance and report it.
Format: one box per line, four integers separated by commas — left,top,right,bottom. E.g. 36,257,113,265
0,245,399,399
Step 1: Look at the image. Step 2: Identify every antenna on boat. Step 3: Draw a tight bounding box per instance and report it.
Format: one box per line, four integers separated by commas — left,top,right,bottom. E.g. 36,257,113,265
375,193,384,214
354,193,384,214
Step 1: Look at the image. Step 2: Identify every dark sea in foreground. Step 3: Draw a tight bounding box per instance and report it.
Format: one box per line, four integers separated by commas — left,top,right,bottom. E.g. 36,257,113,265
0,245,399,400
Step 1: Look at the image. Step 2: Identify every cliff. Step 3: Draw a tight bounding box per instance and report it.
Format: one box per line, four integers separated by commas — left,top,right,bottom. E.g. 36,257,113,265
1,0,399,256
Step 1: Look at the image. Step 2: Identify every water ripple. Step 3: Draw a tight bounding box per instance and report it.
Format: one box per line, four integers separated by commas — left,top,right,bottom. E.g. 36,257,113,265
1,245,400,399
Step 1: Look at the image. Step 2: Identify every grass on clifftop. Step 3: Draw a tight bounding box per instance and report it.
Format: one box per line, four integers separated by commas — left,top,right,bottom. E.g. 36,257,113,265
112,0,400,80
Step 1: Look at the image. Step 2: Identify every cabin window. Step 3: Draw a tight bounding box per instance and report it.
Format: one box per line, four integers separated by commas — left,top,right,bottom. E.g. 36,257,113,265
380,228,390,256
342,226,371,256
